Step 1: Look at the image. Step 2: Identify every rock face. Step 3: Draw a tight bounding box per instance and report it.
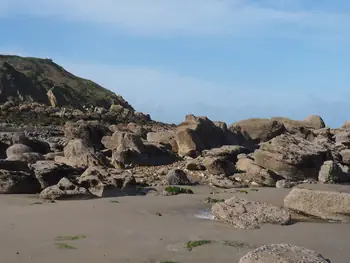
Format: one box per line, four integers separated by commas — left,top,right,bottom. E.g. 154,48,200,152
56,139,108,169
30,161,80,189
284,184,350,222
229,118,286,143
78,166,136,197
166,169,192,185
0,169,41,194
40,177,93,200
175,115,229,157
254,134,329,180
238,244,330,263
318,160,349,184
212,196,291,229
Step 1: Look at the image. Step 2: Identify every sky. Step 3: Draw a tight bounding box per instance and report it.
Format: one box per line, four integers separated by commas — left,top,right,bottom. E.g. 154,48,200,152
0,0,350,127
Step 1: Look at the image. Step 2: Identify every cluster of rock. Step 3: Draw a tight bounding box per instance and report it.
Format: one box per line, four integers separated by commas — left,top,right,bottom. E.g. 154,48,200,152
1,113,350,201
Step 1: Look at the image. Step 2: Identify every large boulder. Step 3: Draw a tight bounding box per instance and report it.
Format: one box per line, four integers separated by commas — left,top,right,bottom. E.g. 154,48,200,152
40,177,94,200
238,244,330,263
202,157,236,176
7,152,44,164
166,169,192,185
340,149,350,166
56,139,108,169
64,120,111,151
318,160,350,184
254,134,329,180
6,144,33,157
78,166,136,197
12,133,50,154
284,184,350,222
212,196,291,229
30,161,80,189
235,158,282,187
0,169,41,194
202,145,251,162
175,115,229,157
229,118,286,143
146,131,177,152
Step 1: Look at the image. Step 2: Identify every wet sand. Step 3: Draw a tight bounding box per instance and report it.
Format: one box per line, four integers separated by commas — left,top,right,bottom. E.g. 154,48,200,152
0,186,348,263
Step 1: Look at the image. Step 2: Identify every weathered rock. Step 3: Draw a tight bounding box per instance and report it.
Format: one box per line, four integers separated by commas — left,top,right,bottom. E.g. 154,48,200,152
166,169,192,185
254,134,329,180
202,157,236,176
30,161,80,189
212,196,291,229
284,184,350,222
0,169,41,194
209,175,244,188
340,149,350,166
78,166,136,197
236,158,281,186
229,118,286,143
44,152,64,160
12,132,50,154
175,115,228,157
146,131,177,152
318,160,349,184
334,130,350,147
186,161,205,171
58,139,108,169
238,244,330,263
202,145,251,162
64,120,111,150
7,152,44,164
40,177,93,200
276,180,299,189
6,144,33,157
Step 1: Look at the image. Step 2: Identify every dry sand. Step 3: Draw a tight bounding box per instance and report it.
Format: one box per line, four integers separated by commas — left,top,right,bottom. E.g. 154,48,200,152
0,186,348,263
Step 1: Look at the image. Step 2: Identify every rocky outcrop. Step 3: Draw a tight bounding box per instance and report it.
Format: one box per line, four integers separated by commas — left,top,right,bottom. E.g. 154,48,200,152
166,169,192,185
30,161,80,189
229,118,286,143
238,244,330,263
212,196,291,229
78,166,136,197
40,177,94,200
318,160,350,184
284,184,350,222
254,134,329,180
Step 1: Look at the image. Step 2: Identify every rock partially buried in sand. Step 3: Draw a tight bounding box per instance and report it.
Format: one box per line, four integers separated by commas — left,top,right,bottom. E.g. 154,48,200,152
238,244,330,263
212,196,291,229
284,184,350,222
166,169,192,185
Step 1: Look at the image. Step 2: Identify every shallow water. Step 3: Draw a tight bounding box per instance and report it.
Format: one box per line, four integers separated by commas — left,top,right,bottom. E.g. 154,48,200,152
194,209,215,220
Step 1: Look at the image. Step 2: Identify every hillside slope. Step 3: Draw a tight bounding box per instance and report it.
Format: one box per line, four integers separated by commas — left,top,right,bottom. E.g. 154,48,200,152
0,55,133,110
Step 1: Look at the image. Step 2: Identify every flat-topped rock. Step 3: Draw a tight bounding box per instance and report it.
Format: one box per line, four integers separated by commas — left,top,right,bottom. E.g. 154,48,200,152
284,184,350,222
238,244,330,263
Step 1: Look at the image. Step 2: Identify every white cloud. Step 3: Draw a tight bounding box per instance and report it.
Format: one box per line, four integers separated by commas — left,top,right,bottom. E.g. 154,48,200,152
0,0,349,38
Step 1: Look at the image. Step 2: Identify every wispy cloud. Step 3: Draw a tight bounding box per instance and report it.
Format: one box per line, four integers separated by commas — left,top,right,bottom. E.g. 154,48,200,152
1,0,349,38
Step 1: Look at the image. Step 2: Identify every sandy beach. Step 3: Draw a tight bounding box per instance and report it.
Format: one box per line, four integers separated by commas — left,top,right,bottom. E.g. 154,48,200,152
0,186,348,263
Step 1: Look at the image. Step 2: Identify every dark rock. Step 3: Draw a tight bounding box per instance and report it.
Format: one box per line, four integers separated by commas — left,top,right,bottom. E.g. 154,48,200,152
166,169,192,185
0,169,41,194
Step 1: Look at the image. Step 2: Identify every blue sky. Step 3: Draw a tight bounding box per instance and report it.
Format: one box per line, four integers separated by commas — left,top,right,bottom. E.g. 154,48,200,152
1,0,350,127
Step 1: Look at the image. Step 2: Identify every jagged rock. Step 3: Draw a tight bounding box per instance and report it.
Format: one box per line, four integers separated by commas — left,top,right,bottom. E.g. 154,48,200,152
64,120,111,151
30,161,80,189
340,149,350,166
236,158,281,186
212,196,291,229
126,123,147,138
175,115,229,157
7,152,44,164
40,177,93,200
229,118,286,143
78,166,136,197
12,133,50,154
56,139,108,169
166,169,192,185
202,145,251,162
202,157,236,176
238,244,330,263
6,144,33,157
254,134,329,180
318,160,350,184
276,179,299,189
0,169,41,194
186,161,205,171
284,184,350,222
